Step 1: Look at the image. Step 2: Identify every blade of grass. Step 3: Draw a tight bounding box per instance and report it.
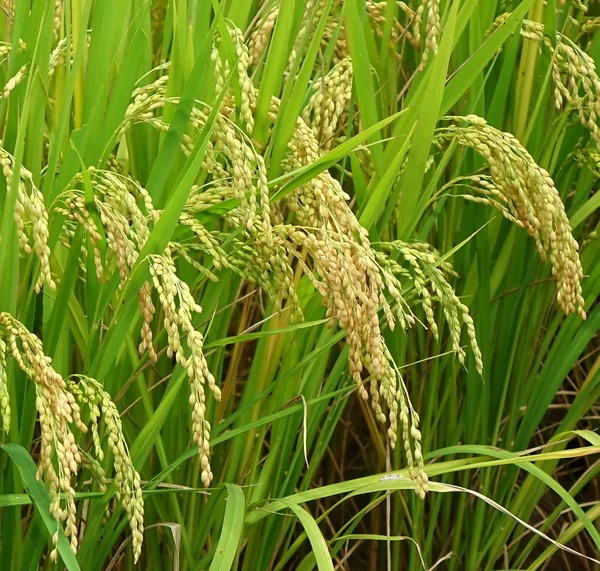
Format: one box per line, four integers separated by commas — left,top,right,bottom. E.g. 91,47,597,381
208,484,246,571
278,499,335,571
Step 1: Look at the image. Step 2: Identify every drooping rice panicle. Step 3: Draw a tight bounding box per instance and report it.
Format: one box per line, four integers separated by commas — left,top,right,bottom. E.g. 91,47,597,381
436,115,586,319
0,316,144,562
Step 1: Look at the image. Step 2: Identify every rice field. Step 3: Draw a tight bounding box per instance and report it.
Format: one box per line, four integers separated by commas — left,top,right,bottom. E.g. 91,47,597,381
0,0,599,569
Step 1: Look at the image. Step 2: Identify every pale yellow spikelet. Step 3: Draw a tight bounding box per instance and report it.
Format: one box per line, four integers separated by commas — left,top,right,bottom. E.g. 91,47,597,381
438,115,586,319
581,17,600,36
271,99,427,490
188,106,271,235
303,58,353,150
107,22,435,498
118,68,270,236
0,42,13,65
148,255,221,486
521,20,600,147
179,214,230,270
28,185,54,292
424,0,440,63
57,191,105,280
228,25,255,134
380,241,484,376
0,338,10,432
68,375,145,561
1,64,26,99
248,5,279,66
53,0,62,39
212,25,256,134
80,452,111,522
48,33,91,78
0,315,143,560
0,146,55,291
410,0,440,68
91,170,152,281
487,12,510,37
58,172,163,368
582,229,598,249
571,0,588,13
366,1,420,54
138,281,157,362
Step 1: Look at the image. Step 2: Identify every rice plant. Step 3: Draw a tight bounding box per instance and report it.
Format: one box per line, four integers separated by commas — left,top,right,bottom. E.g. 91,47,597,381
0,0,599,569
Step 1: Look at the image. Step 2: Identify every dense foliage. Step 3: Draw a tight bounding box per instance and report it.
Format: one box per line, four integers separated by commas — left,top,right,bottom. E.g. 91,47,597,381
0,0,599,569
